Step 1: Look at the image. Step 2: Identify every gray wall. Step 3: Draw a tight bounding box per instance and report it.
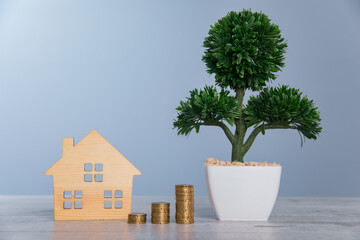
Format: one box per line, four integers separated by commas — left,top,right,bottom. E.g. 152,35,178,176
0,0,359,197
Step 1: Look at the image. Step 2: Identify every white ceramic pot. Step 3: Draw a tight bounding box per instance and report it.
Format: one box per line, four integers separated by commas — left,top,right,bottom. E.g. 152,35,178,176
205,165,282,221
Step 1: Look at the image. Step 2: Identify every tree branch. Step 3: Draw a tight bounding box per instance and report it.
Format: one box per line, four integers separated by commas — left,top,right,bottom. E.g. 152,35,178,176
243,124,297,155
204,121,235,145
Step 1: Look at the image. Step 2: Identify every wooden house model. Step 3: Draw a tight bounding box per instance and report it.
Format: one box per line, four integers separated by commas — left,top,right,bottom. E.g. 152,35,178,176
45,130,141,220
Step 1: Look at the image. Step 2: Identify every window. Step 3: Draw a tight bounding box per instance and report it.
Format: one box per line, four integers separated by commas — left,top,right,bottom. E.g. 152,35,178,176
103,190,123,209
84,163,92,171
114,201,122,209
104,190,112,198
114,190,122,198
95,163,103,171
84,163,103,182
104,201,112,209
95,174,103,182
63,190,83,209
84,174,92,182
64,191,72,199
74,190,82,198
74,201,82,209
63,201,71,209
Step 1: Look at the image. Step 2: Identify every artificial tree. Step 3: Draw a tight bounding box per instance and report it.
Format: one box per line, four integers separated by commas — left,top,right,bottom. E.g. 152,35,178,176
174,10,322,162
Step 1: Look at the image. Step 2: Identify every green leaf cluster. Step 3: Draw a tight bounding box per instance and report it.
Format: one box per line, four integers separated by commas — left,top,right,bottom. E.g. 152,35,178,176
173,10,322,162
202,10,287,91
244,85,322,140
174,86,240,135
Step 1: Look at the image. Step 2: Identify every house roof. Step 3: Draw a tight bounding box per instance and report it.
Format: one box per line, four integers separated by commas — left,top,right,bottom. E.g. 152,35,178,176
45,130,141,176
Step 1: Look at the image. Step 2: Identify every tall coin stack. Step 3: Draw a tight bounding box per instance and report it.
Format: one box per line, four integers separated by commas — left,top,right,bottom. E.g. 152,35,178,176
151,202,170,224
175,185,194,224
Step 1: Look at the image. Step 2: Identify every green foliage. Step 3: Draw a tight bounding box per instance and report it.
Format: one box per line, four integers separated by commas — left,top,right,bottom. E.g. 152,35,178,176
202,10,287,91
244,85,322,140
174,10,322,162
174,86,240,136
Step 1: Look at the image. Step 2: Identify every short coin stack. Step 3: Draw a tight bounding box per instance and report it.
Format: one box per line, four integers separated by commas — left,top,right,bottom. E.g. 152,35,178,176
175,185,194,224
128,213,147,224
151,202,170,224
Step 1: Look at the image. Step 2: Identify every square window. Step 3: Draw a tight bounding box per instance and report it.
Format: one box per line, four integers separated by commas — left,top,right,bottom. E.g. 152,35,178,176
74,201,82,209
84,174,93,182
74,191,82,199
114,190,123,198
104,190,112,198
95,163,103,171
95,174,103,182
63,191,72,199
63,201,71,209
84,163,93,171
114,201,122,209
104,201,112,209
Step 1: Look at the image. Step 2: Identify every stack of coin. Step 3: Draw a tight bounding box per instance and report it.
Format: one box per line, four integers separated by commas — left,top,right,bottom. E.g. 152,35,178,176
128,213,147,224
151,202,170,224
175,184,194,224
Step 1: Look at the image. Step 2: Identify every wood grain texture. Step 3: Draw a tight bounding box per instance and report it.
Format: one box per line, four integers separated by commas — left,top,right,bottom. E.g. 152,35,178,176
45,130,141,220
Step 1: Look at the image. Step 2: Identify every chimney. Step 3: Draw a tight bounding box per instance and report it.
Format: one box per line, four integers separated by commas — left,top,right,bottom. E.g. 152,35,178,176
63,138,74,155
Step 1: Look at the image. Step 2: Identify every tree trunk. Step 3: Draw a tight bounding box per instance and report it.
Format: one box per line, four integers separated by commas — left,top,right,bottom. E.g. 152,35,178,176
231,139,245,162
232,87,247,162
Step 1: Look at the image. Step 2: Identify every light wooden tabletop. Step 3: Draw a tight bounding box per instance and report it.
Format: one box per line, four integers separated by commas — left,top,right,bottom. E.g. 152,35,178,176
0,196,359,239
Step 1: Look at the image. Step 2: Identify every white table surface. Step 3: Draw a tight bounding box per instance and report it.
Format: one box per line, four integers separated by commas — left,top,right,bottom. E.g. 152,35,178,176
0,196,359,240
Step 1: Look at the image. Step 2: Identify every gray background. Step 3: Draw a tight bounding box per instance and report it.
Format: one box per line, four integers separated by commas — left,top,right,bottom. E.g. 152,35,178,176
0,0,359,197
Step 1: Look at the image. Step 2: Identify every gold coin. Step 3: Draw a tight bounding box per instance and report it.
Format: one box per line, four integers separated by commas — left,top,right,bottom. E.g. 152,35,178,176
175,184,194,189
176,201,195,204
176,199,193,201
176,218,194,221
151,215,170,224
175,211,194,214
175,189,193,193
151,220,170,224
175,191,193,194
152,202,170,208
176,207,193,210
176,211,194,214
176,195,194,198
176,210,194,214
175,214,194,218
151,216,170,220
151,213,170,216
176,208,194,212
176,201,194,204
176,203,194,206
152,210,170,213
175,189,194,193
176,198,194,201
152,217,170,220
175,193,194,196
176,219,194,224
128,213,147,224
152,202,170,207
176,196,194,199
175,194,194,197
151,208,170,211
152,215,170,218
152,202,170,205
176,212,194,217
